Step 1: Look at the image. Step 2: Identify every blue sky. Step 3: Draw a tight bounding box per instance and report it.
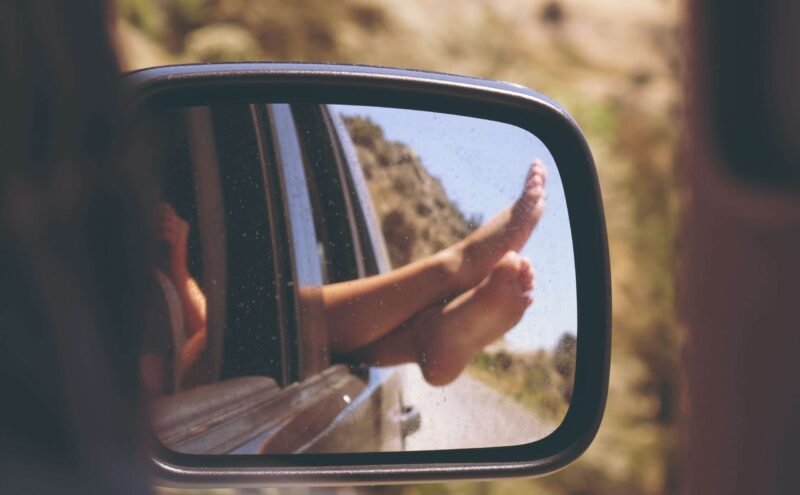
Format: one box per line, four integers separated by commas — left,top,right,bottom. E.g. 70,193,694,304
334,105,577,350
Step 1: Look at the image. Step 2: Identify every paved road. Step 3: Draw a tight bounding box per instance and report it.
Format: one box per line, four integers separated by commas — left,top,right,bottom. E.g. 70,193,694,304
399,364,556,451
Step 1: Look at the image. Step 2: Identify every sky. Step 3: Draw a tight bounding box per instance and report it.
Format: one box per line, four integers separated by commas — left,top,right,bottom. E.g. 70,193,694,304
334,105,577,350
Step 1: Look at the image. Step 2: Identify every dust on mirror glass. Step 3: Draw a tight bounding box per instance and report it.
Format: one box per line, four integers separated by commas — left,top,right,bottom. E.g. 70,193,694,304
141,102,577,455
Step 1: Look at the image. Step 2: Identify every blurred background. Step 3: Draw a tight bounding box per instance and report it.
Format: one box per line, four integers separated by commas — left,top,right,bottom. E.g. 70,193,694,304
117,0,684,493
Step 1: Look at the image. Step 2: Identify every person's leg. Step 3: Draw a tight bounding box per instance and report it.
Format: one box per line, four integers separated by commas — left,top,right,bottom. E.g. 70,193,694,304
325,160,546,354
347,252,534,386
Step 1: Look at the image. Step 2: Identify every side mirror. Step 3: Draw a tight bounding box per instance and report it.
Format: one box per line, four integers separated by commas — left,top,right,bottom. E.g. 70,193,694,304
126,63,610,486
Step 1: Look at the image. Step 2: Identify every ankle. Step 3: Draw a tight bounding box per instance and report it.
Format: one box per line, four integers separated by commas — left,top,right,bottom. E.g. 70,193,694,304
438,243,484,294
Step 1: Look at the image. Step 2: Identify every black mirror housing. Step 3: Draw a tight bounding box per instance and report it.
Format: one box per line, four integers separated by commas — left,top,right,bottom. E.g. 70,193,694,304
125,62,611,486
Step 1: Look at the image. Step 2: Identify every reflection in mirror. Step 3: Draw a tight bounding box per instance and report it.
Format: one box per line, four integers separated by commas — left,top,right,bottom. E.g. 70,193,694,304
141,103,576,455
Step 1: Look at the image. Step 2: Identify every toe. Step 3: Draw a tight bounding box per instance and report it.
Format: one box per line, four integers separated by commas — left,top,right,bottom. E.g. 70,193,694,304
518,161,548,210
492,251,522,281
499,250,521,266
525,163,542,188
535,159,547,182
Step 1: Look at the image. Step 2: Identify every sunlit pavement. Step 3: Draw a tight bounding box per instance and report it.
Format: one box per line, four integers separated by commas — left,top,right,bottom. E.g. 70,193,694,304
399,364,555,451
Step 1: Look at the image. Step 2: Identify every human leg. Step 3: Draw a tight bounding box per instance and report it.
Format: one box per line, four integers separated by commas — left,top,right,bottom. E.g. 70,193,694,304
325,161,545,353
347,252,534,386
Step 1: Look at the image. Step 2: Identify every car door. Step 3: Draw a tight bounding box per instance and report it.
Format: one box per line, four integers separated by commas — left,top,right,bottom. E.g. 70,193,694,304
150,101,415,454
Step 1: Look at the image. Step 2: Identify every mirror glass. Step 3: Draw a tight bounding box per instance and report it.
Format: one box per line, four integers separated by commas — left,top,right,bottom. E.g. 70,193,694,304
141,102,577,454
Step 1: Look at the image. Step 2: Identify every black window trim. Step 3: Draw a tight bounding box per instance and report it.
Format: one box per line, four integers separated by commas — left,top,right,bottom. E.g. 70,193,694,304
266,103,330,381
250,103,294,386
322,104,393,276
312,104,370,278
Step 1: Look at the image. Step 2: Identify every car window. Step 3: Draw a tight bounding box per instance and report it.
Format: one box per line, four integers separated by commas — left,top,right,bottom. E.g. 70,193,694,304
212,104,287,384
144,104,289,394
144,106,208,396
268,103,335,379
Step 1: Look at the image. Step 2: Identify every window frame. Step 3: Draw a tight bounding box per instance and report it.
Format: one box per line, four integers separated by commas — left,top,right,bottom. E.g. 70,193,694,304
322,104,394,277
291,103,366,282
265,103,331,381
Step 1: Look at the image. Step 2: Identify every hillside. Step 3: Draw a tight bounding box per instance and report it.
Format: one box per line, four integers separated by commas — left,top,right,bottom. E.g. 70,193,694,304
343,116,479,267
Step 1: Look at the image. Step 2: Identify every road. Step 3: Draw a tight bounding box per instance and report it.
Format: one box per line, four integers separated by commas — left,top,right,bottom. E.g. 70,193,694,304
399,364,557,451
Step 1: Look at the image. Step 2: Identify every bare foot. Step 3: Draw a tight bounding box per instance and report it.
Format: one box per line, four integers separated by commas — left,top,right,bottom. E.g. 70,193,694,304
414,251,534,386
439,159,547,293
